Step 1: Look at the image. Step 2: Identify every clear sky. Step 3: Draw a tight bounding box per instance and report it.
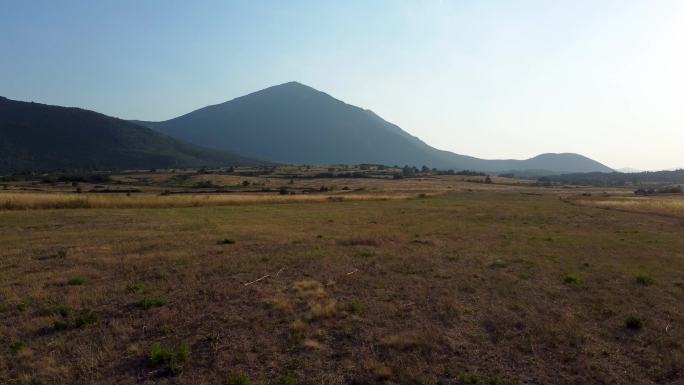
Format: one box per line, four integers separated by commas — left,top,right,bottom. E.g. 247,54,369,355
1,0,683,170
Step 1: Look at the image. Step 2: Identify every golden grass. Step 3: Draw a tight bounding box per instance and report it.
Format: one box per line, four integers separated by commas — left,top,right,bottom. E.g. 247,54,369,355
575,196,684,217
0,191,434,210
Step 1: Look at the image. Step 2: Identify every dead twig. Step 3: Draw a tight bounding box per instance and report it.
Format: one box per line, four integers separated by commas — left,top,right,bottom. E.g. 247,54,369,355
244,274,270,286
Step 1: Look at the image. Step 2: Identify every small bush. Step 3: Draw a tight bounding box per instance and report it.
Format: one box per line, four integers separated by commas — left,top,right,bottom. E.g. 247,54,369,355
217,238,236,245
148,341,190,374
76,309,97,327
459,372,485,385
625,316,644,330
10,341,27,354
635,274,655,286
229,373,252,385
176,342,190,362
16,300,27,312
563,274,581,285
348,301,363,313
67,277,86,286
136,297,166,310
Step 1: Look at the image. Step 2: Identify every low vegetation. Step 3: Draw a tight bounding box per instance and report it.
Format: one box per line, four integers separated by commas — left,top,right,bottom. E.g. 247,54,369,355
1,172,682,385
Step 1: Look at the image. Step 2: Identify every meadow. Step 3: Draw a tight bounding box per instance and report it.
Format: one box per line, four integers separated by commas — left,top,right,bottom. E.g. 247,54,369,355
1,170,683,385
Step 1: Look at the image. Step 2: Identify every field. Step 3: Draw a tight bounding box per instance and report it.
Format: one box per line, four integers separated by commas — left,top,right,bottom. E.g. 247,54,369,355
1,168,683,385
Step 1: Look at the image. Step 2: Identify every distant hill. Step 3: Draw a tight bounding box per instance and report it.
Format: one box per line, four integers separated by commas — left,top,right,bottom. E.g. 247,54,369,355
0,97,262,174
136,82,613,173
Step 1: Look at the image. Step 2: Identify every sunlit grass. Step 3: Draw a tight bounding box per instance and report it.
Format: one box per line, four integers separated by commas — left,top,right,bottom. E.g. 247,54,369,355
575,196,684,217
0,192,436,210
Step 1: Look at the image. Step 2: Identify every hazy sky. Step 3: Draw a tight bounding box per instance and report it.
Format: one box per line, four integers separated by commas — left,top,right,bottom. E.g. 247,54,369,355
2,1,683,170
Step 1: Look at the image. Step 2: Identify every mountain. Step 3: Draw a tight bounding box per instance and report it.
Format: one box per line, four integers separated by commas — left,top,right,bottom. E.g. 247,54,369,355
0,96,262,174
137,82,613,173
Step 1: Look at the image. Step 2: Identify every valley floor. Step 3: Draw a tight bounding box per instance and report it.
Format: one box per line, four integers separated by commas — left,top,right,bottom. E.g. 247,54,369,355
1,189,684,385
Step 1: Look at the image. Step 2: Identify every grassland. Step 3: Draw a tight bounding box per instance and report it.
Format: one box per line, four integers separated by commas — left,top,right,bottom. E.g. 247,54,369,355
1,169,683,385
572,195,684,218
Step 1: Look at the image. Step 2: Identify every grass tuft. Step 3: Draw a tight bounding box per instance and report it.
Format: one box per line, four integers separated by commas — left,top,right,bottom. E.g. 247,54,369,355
229,373,252,385
136,297,166,310
76,309,97,327
217,238,236,245
563,274,582,285
10,341,27,354
67,277,86,286
625,316,644,330
635,273,655,286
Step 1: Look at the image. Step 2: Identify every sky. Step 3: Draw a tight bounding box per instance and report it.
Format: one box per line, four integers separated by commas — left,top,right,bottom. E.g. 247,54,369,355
1,0,683,171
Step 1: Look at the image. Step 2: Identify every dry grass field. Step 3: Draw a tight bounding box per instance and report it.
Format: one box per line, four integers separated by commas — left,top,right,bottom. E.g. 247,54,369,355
1,171,683,385
572,195,684,218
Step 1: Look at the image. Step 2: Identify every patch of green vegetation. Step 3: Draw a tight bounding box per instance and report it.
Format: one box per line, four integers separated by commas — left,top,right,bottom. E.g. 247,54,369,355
625,316,644,330
348,301,364,313
217,238,236,245
126,283,144,293
358,251,375,258
229,373,252,385
76,309,97,327
67,277,86,286
635,273,655,286
563,274,582,285
10,341,27,354
458,372,485,385
148,342,190,375
136,297,166,310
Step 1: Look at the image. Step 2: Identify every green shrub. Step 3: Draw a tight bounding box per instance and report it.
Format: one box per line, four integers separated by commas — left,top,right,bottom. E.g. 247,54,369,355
10,341,27,354
229,373,252,385
459,372,485,385
76,309,97,327
625,316,644,330
148,342,190,374
563,274,581,285
635,274,655,286
67,277,86,286
136,297,166,310
348,301,363,313
176,342,190,362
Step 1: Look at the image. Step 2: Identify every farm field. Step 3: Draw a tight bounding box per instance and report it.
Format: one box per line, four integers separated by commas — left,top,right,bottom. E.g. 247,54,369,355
1,175,683,385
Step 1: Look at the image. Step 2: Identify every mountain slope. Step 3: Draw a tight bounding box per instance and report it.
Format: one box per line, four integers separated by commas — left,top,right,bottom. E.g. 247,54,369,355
0,97,262,174
137,81,613,173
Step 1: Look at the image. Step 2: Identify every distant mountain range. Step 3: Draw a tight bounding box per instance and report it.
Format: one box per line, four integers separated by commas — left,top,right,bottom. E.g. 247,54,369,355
0,96,261,174
136,82,613,174
1,82,614,175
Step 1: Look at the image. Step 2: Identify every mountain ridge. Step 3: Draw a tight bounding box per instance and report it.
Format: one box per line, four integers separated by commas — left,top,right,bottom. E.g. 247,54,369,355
0,97,264,174
137,81,613,173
